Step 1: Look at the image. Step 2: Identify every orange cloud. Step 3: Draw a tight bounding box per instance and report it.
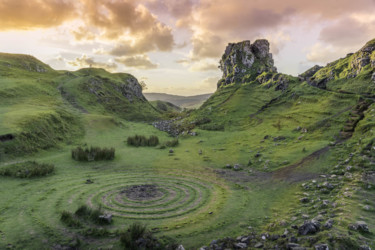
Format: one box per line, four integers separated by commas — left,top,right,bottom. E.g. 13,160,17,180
115,55,158,69
0,0,76,30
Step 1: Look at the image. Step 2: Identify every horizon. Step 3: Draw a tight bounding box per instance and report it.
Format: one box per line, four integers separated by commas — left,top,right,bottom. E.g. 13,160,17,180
1,0,375,95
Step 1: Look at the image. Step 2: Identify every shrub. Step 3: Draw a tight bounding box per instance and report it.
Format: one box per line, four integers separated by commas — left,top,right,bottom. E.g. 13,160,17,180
71,146,115,161
61,211,82,228
74,205,112,225
127,135,159,147
165,138,179,147
120,223,148,249
120,223,179,250
0,161,54,178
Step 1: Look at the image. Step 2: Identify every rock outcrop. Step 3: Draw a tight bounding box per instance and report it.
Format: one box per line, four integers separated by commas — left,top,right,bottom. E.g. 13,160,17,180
305,38,375,89
217,39,277,87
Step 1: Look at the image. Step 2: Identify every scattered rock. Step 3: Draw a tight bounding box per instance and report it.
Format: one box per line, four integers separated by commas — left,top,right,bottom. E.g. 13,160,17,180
225,164,232,169
169,149,174,154
176,245,185,250
324,219,334,229
98,214,112,224
300,197,310,203
254,242,263,248
349,221,369,232
234,242,247,249
314,243,329,250
298,220,320,235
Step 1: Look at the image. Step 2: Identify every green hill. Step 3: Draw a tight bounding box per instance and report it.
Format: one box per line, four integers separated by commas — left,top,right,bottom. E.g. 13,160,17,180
0,39,375,250
0,53,160,157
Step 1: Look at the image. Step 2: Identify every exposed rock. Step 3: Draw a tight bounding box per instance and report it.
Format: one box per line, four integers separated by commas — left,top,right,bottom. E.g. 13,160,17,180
176,245,185,250
299,65,323,81
98,214,112,223
324,219,334,229
300,197,309,203
314,243,329,250
359,245,371,250
298,220,320,235
372,72,375,82
234,242,247,249
254,242,263,248
349,221,369,232
218,39,277,87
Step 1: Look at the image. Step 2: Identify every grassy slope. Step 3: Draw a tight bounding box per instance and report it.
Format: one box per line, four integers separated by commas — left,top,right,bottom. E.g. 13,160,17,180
0,47,374,249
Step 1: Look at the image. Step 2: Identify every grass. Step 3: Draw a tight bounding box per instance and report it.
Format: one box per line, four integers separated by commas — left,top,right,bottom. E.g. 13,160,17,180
0,51,375,249
71,146,115,161
0,161,54,178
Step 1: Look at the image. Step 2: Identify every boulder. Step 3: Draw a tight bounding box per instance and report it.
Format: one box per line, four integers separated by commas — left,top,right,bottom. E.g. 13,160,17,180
298,220,320,235
300,197,310,203
349,221,369,232
176,245,185,250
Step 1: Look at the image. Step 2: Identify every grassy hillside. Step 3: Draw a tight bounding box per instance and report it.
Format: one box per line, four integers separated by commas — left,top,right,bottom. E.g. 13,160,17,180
0,53,160,159
144,92,212,109
0,38,375,250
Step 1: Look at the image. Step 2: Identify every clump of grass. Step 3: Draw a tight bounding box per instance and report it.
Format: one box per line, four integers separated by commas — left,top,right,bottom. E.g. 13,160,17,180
127,135,159,147
75,205,112,225
0,161,54,178
71,146,115,161
61,205,112,228
61,211,82,228
120,223,179,250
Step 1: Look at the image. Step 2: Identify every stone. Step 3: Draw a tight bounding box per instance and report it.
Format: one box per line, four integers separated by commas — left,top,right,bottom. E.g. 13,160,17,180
225,164,232,169
176,245,185,250
372,72,375,82
233,164,241,171
254,242,263,248
270,234,280,241
349,221,369,232
234,242,247,249
314,243,329,250
199,149,203,155
298,220,320,235
169,149,174,153
359,245,371,250
273,136,286,141
300,197,310,203
324,219,334,229
286,243,300,249
321,200,330,208
98,214,112,223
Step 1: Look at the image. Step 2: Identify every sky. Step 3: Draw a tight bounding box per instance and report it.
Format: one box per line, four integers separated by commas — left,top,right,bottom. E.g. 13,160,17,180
1,0,375,95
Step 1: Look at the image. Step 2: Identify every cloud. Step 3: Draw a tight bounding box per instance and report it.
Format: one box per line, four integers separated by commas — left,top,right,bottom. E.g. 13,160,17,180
319,17,375,47
115,55,158,69
183,0,375,60
68,54,118,71
0,0,76,30
306,43,348,64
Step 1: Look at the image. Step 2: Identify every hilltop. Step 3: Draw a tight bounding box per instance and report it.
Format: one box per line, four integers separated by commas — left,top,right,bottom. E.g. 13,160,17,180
144,92,212,109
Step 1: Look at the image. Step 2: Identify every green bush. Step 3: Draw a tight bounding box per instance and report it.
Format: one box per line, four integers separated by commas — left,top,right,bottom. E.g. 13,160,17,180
71,146,115,161
127,135,159,147
165,138,179,147
120,223,148,249
0,161,54,178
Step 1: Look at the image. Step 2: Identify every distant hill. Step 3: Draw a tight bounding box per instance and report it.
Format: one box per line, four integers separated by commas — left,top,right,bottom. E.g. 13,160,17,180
144,93,212,109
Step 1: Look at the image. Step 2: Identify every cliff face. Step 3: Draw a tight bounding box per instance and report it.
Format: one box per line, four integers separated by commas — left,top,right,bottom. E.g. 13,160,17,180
218,39,277,88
